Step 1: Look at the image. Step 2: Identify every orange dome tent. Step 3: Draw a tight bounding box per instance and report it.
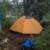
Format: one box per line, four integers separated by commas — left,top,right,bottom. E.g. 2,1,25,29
10,16,43,34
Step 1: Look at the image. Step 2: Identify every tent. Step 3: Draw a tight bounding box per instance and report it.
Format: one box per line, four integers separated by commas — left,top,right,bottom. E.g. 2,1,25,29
10,16,43,34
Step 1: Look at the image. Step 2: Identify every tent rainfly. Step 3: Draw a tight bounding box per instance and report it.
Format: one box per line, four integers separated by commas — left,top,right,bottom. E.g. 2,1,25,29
10,16,43,34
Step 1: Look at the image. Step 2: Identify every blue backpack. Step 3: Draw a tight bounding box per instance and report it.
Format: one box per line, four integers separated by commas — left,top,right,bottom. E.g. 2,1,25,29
23,39,33,47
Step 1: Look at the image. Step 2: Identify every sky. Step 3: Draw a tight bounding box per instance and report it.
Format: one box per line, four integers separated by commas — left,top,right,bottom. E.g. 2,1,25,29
0,0,3,2
9,0,23,3
0,0,23,3
18,0,23,3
